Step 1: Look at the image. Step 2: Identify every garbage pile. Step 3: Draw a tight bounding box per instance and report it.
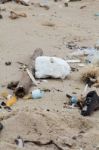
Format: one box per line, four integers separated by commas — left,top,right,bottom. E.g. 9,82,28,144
64,41,99,116
0,44,98,119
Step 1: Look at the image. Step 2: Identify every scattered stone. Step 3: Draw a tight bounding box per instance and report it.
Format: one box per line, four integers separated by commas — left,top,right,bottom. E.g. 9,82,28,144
77,134,83,138
80,5,86,9
66,41,78,49
64,2,68,7
72,92,77,94
72,136,77,140
71,67,78,72
39,3,50,10
53,88,63,92
7,81,19,90
0,123,3,131
0,14,3,19
79,130,85,134
5,61,11,66
42,22,55,27
42,88,51,92
46,109,50,111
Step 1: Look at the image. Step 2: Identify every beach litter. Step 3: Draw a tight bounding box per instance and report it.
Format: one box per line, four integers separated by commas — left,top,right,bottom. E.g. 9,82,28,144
35,56,71,79
6,95,17,107
32,89,44,99
81,91,99,116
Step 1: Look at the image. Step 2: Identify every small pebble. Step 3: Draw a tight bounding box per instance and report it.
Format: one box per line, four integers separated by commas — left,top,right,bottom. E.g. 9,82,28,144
72,92,77,94
5,62,12,66
0,123,3,131
0,14,3,19
80,5,86,9
79,130,85,134
64,2,68,7
46,109,50,112
72,136,77,140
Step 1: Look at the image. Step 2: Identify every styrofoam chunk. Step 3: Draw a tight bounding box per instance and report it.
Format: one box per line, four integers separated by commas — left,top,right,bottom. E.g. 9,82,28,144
35,56,71,79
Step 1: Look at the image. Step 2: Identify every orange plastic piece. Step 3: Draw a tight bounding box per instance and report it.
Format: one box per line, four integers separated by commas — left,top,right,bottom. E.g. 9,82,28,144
6,96,17,107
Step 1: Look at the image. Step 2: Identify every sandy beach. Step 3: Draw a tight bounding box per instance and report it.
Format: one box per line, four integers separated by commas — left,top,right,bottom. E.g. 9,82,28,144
0,0,99,149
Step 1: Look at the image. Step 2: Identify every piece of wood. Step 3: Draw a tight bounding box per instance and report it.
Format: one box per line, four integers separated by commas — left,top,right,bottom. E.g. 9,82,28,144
15,48,43,98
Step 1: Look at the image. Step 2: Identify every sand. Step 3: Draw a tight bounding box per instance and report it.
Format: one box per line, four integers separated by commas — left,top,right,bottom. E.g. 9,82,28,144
0,0,99,149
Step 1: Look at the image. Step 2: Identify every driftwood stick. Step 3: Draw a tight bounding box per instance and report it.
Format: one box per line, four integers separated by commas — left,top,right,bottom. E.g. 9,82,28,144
15,48,43,98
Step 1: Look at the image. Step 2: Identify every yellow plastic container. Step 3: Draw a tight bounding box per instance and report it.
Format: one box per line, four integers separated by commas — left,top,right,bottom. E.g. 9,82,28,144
6,96,17,107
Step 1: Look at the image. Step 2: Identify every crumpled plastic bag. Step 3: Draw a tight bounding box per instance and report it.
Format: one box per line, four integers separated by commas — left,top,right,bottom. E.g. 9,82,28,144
35,56,71,79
